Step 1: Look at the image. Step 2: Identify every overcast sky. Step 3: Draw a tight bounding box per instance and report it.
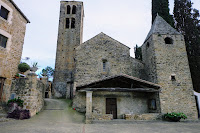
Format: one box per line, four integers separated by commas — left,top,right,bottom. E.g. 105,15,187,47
13,0,200,73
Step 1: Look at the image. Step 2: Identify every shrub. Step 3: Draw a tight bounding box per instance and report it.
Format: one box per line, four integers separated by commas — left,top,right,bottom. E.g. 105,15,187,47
7,109,30,120
7,97,24,107
164,112,187,121
7,98,30,120
18,62,30,73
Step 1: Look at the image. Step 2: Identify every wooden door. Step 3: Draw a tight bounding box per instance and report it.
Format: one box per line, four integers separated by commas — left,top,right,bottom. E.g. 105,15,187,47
0,78,5,101
106,98,117,119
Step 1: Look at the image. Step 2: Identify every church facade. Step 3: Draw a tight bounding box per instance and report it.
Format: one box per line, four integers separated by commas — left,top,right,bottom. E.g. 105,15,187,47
53,1,198,121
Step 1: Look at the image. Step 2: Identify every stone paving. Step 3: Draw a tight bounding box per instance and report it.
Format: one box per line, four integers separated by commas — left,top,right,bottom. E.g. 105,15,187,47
0,99,200,133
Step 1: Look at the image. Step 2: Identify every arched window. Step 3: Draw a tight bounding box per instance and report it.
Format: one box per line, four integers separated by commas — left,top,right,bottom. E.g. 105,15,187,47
71,18,75,28
67,5,71,14
165,37,173,44
72,5,76,14
66,18,70,29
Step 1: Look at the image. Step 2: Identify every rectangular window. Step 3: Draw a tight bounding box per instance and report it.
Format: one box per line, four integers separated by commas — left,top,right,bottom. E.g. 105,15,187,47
0,34,8,48
103,61,106,72
71,18,75,29
66,18,70,29
148,99,157,110
0,6,9,20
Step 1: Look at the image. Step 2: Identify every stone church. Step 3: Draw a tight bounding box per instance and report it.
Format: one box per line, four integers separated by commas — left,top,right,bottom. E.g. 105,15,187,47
53,1,198,121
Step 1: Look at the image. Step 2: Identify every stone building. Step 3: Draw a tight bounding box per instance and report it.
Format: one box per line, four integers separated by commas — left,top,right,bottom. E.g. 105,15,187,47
54,1,198,121
53,1,84,98
0,0,30,104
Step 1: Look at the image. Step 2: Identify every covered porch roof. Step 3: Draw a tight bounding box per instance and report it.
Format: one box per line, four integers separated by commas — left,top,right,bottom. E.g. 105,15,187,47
76,74,160,92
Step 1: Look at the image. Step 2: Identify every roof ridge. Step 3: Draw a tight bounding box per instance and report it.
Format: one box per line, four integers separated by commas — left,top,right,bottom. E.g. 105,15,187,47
77,32,130,49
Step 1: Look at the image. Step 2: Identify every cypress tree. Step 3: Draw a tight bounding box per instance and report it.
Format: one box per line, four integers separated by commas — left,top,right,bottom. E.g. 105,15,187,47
152,0,174,27
134,45,142,61
174,0,200,92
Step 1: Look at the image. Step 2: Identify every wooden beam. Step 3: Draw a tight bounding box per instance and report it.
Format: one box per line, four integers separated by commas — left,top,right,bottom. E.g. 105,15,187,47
78,88,160,92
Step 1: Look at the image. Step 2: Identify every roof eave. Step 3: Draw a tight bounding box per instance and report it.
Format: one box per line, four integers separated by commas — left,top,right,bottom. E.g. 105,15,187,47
9,0,30,23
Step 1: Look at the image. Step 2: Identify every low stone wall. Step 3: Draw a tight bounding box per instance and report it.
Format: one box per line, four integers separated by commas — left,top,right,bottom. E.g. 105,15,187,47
11,73,46,117
124,113,162,120
92,114,113,120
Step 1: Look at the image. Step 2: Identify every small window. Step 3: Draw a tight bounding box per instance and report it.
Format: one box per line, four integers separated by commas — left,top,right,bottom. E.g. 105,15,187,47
165,37,173,44
0,6,9,20
66,18,70,29
0,34,8,48
71,18,75,28
102,59,107,72
72,5,76,14
148,99,157,110
171,74,176,81
146,42,150,48
67,5,71,14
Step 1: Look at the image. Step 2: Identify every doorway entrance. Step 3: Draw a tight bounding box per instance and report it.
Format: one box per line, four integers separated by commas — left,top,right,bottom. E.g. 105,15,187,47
106,98,117,119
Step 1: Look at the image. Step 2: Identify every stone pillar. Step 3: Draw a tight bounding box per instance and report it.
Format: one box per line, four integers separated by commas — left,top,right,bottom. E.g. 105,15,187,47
86,91,93,124
27,73,38,117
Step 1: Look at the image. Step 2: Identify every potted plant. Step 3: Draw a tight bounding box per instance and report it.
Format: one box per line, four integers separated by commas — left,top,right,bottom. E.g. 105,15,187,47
30,62,39,72
163,112,187,122
15,73,21,79
18,62,30,74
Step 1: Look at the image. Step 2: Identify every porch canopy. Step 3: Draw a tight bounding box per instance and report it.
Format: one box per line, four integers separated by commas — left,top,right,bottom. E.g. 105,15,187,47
76,74,160,92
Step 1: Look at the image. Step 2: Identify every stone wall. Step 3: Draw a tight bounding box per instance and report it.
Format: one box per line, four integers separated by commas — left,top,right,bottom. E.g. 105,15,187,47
92,114,113,121
75,32,131,87
142,34,198,120
141,36,157,83
124,113,161,120
130,57,146,79
11,74,46,117
73,91,159,119
0,0,28,103
53,1,84,98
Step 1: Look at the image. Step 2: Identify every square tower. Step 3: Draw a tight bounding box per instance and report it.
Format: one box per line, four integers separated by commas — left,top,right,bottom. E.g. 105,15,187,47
142,15,198,119
53,1,84,98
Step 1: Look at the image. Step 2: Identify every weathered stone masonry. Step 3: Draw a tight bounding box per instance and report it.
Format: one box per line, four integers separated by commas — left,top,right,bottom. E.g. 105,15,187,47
53,1,84,98
142,15,198,119
0,0,30,104
55,1,198,121
11,74,47,117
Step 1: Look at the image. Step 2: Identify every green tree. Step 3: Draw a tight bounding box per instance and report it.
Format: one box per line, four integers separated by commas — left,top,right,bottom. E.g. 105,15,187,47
152,0,174,27
134,45,142,61
174,0,200,92
41,66,54,79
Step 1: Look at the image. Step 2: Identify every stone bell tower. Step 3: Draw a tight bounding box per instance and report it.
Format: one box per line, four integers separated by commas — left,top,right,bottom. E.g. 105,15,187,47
53,1,84,98
141,14,198,120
